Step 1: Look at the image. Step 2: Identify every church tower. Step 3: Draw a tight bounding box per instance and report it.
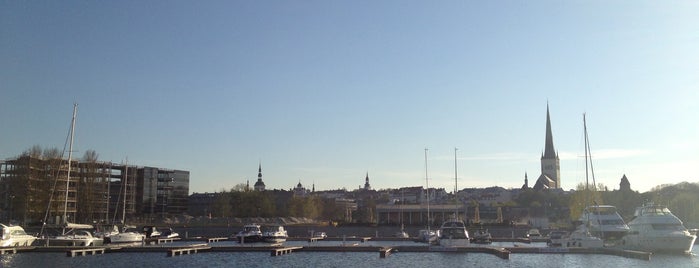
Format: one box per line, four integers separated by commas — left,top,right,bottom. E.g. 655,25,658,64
363,172,371,190
540,104,561,188
254,162,266,191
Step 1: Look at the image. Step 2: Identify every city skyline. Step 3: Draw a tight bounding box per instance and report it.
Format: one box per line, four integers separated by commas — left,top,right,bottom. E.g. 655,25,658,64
2,1,697,194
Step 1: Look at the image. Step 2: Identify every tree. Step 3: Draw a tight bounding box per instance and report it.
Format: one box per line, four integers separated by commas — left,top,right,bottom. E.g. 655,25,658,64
568,182,605,221
211,192,232,218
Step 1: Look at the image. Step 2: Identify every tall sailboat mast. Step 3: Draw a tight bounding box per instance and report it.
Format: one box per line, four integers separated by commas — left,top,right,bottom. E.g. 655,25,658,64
583,114,589,207
454,148,458,194
454,147,458,218
63,103,77,226
583,113,598,205
424,148,430,231
122,159,128,226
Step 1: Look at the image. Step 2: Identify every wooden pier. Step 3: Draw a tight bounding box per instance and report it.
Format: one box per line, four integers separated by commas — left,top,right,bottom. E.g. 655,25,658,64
167,244,212,257
0,248,17,255
205,237,228,243
145,237,180,245
270,246,303,256
67,248,106,257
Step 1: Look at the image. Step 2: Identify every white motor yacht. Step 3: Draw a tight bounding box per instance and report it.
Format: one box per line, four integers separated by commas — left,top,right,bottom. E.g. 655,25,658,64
109,225,145,243
0,224,37,247
262,225,288,243
235,223,263,243
621,202,697,253
438,219,469,247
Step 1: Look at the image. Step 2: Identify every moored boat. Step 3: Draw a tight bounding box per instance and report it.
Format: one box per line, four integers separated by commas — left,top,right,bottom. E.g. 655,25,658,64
45,223,103,246
262,225,288,243
578,205,629,241
159,227,180,239
564,114,605,249
142,226,162,238
235,223,263,243
565,224,604,248
621,202,697,253
0,224,37,247
109,225,145,243
416,229,439,244
547,230,569,247
394,230,409,238
438,218,470,247
472,228,492,244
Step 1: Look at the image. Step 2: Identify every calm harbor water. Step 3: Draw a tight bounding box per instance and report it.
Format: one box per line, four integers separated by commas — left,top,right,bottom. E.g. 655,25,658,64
1,241,697,268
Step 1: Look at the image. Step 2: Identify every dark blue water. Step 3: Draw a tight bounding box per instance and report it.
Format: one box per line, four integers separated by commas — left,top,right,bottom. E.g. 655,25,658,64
2,241,697,268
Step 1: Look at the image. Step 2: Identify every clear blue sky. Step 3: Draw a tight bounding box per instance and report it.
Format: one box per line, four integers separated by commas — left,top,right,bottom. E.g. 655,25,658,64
2,1,697,194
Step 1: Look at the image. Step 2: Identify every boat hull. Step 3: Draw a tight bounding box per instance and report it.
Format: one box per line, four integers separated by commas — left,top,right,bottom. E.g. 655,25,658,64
439,238,470,247
237,235,263,243
262,236,287,243
46,237,103,247
0,237,36,247
109,232,145,243
623,233,697,253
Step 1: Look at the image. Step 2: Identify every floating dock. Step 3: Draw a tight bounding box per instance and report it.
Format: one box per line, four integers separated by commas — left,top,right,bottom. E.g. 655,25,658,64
0,248,17,255
167,244,212,257
271,246,303,256
67,248,106,257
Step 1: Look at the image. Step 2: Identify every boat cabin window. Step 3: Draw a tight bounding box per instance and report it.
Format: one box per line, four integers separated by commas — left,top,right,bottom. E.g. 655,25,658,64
651,224,685,231
244,226,260,232
10,230,26,236
441,228,468,239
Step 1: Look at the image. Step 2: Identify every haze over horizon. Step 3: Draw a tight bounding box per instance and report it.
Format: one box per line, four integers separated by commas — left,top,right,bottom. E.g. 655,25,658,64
2,1,697,194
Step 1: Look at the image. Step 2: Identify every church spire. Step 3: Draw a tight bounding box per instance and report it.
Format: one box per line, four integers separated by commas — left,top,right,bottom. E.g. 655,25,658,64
543,103,557,159
363,172,371,190
539,102,561,189
254,162,265,191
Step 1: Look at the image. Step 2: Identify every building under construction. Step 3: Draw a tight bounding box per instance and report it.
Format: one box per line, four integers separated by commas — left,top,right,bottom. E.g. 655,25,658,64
0,155,189,226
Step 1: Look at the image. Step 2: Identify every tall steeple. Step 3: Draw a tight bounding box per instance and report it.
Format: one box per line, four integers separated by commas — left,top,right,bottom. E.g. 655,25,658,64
363,172,371,190
543,103,557,159
254,162,265,191
540,103,561,188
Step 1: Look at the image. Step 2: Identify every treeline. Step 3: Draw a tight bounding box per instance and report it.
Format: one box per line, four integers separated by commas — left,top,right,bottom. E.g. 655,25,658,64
207,184,348,222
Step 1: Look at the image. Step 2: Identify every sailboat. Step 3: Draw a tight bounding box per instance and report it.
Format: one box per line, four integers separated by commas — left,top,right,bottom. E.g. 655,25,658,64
438,148,470,247
565,114,605,248
108,161,146,243
416,149,438,244
394,189,409,238
44,104,103,246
